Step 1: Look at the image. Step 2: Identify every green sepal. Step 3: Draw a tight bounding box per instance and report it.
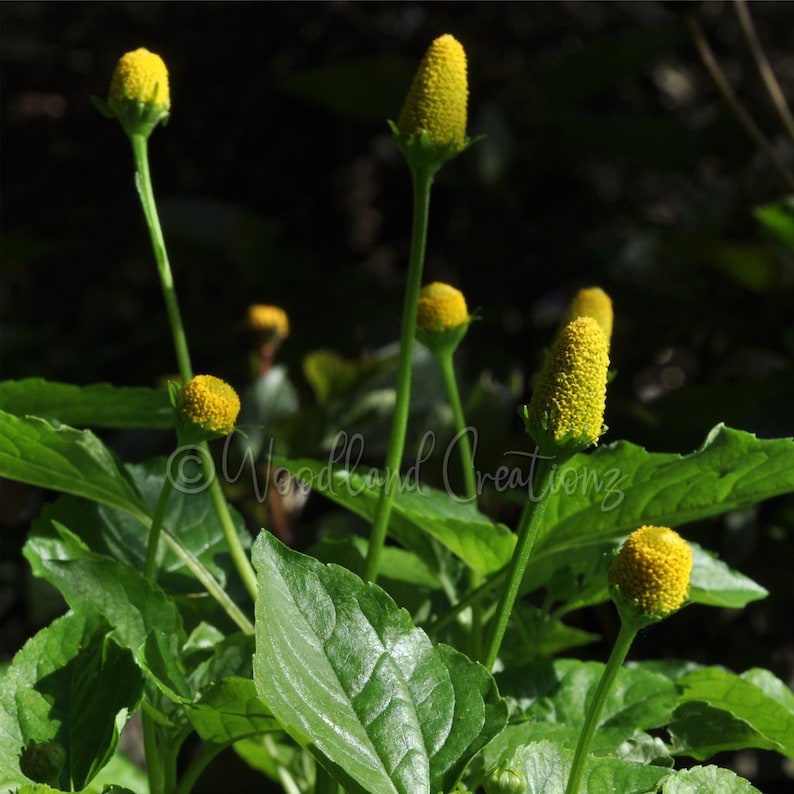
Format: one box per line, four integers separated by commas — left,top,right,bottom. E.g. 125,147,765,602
609,575,690,630
94,81,170,141
388,119,481,175
518,403,606,463
415,318,471,358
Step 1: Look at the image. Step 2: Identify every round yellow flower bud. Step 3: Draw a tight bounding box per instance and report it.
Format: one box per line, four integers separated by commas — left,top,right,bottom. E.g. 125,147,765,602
562,287,613,346
609,525,693,617
246,304,289,340
176,375,240,434
397,34,468,151
109,48,170,110
525,316,609,454
417,282,470,333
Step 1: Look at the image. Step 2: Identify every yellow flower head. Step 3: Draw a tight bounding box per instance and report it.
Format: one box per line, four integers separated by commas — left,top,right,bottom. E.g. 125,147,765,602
609,525,693,617
176,375,240,435
109,48,170,110
397,34,468,151
417,282,470,333
524,316,609,455
246,304,290,341
561,287,613,346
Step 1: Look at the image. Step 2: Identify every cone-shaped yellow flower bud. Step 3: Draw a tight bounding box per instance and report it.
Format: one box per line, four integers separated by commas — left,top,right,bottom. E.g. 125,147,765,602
561,287,613,347
103,47,170,139
176,375,240,436
392,34,471,172
398,34,468,149
417,282,470,333
246,304,290,340
609,525,693,617
522,316,609,457
415,281,471,357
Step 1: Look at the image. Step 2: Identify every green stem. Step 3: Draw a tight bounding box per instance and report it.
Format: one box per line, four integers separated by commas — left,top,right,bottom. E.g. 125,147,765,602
159,528,254,635
143,476,175,581
204,451,258,601
364,163,435,583
483,454,554,670
564,619,639,794
437,351,477,502
131,134,257,603
130,133,193,383
142,709,170,794
171,742,226,794
437,349,482,657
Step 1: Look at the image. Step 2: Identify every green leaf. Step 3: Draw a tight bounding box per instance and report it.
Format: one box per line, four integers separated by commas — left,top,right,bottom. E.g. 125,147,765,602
754,196,794,254
0,379,173,429
275,456,516,575
23,522,183,653
252,531,507,794
661,764,762,793
186,677,279,745
687,544,768,608
537,424,794,550
0,411,149,522
0,611,143,791
669,666,794,760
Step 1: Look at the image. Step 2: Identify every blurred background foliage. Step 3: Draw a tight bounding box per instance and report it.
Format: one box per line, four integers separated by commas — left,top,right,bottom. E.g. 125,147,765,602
2,1,793,790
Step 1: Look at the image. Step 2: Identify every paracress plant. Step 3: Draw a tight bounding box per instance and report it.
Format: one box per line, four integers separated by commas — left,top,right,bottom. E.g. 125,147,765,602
1,33,793,794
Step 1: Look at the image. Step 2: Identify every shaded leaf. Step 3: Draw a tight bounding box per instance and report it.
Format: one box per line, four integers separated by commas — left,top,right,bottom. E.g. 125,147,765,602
0,411,149,521
0,379,173,429
275,455,515,575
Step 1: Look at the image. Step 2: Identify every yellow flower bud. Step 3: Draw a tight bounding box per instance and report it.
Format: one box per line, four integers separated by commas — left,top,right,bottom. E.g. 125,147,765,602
176,375,240,435
397,34,468,151
561,287,613,346
109,48,170,110
103,47,170,139
246,304,290,341
609,525,693,617
417,282,470,333
524,316,609,455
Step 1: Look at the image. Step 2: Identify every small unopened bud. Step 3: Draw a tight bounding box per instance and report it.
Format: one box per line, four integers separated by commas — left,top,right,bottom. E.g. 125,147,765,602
561,286,613,348
176,374,240,439
609,525,693,617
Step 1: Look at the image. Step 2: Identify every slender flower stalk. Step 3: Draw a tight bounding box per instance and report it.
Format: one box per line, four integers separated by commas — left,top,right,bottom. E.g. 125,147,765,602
483,455,554,670
364,163,434,582
564,525,693,794
415,281,480,654
102,49,258,601
365,34,473,582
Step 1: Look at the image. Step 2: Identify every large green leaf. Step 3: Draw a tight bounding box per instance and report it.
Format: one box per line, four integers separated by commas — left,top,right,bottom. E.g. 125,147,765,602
0,379,173,429
0,610,143,791
23,522,183,653
669,666,794,760
0,411,149,521
537,424,794,550
252,531,507,794
661,765,762,793
275,456,516,575
186,677,279,745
